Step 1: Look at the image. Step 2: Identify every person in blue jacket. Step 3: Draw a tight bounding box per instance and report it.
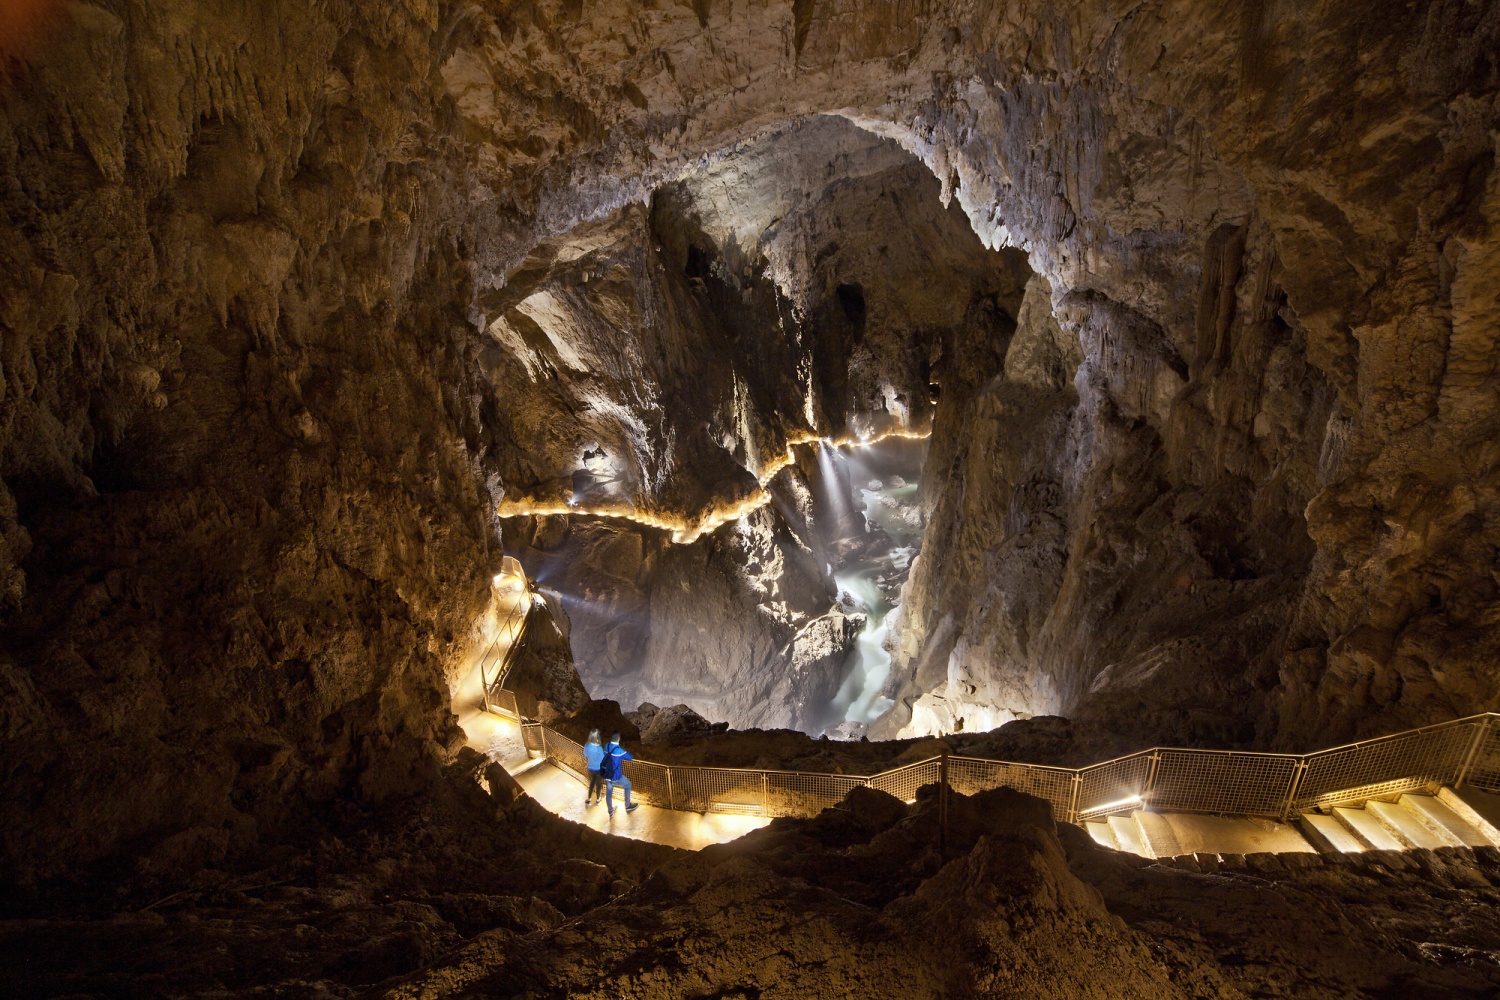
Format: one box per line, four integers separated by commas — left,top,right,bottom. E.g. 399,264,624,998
601,733,637,815
583,729,605,806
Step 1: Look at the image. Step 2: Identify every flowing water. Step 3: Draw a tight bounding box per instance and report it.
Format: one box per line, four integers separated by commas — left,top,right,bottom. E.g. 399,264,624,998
828,559,901,724
814,437,929,736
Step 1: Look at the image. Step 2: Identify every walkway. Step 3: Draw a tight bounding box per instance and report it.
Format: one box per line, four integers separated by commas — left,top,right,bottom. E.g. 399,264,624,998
452,595,1500,860
459,705,768,849
1085,785,1500,861
512,757,768,850
452,568,770,850
463,693,1500,857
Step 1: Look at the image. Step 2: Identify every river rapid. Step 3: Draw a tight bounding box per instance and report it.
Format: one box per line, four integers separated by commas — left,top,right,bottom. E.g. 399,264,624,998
813,436,928,738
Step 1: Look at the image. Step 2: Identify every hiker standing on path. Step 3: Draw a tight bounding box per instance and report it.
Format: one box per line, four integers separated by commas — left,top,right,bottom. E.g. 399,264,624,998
602,733,637,816
583,729,605,806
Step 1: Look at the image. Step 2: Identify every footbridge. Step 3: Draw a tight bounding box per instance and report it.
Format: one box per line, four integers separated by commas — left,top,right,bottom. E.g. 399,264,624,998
467,688,1500,860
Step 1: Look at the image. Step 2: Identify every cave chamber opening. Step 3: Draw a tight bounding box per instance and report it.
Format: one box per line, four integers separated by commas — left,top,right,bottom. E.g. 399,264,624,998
467,114,1045,743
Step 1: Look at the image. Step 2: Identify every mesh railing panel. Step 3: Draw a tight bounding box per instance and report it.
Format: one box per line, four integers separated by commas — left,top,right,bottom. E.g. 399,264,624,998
541,728,588,778
1149,750,1299,818
520,722,546,755
1077,752,1154,818
1466,721,1500,793
488,687,520,720
621,759,672,807
948,757,1075,818
493,699,1499,829
866,759,941,803
1293,720,1477,811
668,767,768,815
765,771,865,818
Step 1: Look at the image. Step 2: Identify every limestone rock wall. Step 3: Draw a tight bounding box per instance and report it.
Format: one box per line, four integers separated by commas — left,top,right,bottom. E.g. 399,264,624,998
0,2,517,880
880,227,1338,746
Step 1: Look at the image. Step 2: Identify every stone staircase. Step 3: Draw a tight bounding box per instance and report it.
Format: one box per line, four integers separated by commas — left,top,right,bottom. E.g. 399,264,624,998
1084,785,1500,859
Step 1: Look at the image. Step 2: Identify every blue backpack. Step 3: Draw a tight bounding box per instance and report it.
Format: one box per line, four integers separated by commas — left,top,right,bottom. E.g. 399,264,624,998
600,744,620,780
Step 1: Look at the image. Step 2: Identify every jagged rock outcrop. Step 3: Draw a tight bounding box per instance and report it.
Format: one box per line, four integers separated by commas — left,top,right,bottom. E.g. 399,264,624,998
624,701,723,743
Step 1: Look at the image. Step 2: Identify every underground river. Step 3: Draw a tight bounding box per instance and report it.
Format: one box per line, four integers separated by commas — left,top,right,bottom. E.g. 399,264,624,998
815,435,929,737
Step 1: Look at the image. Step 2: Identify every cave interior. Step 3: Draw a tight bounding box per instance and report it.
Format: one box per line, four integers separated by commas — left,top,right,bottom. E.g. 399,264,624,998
3,1,1500,996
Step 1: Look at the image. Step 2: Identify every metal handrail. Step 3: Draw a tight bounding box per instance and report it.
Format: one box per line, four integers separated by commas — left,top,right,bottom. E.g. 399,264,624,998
489,703,1500,825
949,753,1075,775
494,602,530,690
479,597,533,710
1300,713,1483,753
612,759,878,781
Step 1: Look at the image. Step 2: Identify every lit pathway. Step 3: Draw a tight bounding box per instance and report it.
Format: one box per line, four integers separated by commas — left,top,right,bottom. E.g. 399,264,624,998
455,662,767,850
460,706,768,849
459,701,530,771
462,696,1500,857
455,580,1500,858
511,757,769,850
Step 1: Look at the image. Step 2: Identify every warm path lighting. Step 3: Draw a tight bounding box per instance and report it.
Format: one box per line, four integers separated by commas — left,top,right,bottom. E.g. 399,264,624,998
496,491,775,544
1081,794,1142,816
497,427,933,544
475,705,1500,859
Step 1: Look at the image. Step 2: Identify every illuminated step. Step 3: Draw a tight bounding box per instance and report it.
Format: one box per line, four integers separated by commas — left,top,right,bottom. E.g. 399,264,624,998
1132,811,1182,858
1438,786,1500,845
1108,814,1150,856
1333,806,1406,850
508,755,548,777
1160,813,1318,855
1085,820,1121,851
1400,793,1495,848
1300,812,1366,853
1365,800,1450,849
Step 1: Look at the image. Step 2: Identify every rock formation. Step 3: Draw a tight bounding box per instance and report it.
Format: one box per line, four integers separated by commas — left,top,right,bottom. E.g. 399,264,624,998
495,117,1024,732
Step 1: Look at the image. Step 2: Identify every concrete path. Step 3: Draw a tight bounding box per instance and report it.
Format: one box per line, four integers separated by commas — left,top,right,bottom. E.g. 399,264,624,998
1086,790,1500,860
451,592,771,852
455,634,1500,858
513,757,769,850
456,683,769,850
459,703,531,770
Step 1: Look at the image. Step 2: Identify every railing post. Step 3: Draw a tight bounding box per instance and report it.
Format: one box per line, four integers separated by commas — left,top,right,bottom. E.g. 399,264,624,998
760,773,770,817
1141,751,1162,809
1068,772,1082,825
1456,717,1492,788
939,748,950,862
1280,759,1308,822
666,767,675,811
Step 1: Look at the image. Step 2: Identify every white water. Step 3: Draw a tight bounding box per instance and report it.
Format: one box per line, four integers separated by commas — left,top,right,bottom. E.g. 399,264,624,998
829,565,895,724
822,453,927,730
